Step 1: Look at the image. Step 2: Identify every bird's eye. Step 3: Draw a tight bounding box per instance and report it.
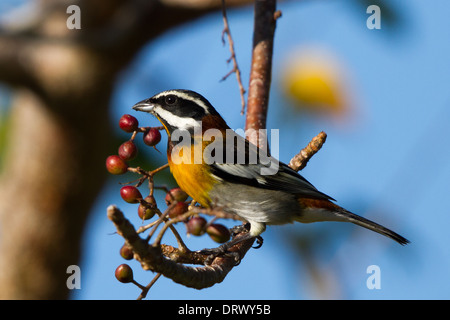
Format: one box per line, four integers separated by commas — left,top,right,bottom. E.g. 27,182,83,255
165,95,177,105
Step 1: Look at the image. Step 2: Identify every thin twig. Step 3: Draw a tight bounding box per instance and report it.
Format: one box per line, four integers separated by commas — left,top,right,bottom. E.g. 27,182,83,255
149,163,170,175
125,163,169,188
153,185,172,194
136,126,165,133
145,203,190,252
126,166,151,187
136,219,160,234
146,206,171,242
137,273,162,300
131,126,165,140
221,0,246,114
153,210,196,247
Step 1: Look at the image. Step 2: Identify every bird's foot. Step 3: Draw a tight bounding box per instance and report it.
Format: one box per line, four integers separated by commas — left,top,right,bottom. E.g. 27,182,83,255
200,242,241,266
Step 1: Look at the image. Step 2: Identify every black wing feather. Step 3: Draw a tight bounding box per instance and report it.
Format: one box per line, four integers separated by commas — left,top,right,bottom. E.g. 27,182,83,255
208,131,334,201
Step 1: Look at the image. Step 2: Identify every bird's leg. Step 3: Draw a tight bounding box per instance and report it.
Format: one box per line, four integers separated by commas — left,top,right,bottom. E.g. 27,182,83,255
199,223,263,265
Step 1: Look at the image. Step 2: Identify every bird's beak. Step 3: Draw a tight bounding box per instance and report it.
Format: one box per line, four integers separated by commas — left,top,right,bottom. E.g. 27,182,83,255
132,100,155,113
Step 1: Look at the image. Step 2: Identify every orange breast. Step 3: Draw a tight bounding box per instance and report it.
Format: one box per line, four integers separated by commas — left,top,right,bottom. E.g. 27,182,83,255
167,139,217,208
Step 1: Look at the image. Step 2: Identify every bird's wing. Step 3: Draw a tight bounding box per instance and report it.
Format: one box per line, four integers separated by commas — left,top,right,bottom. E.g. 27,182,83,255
207,131,334,201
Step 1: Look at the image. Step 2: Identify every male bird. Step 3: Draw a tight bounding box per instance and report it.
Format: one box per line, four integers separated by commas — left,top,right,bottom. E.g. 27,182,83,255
133,89,409,247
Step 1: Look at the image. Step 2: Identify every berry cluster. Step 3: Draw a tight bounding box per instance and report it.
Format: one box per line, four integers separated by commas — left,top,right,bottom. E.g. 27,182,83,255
106,114,162,176
106,114,231,288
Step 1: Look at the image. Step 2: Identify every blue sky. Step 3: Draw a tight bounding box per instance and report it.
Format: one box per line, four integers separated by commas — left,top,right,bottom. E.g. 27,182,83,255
2,0,450,300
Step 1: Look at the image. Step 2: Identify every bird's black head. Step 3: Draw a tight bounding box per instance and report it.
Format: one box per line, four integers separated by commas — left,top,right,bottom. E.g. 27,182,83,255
132,89,223,135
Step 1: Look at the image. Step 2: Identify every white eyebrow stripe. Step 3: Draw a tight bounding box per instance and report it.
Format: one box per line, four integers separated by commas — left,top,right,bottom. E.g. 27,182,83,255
154,106,202,130
153,90,210,114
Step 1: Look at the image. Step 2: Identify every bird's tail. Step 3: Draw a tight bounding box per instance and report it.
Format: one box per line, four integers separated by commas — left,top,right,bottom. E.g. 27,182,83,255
297,198,410,245
336,209,410,245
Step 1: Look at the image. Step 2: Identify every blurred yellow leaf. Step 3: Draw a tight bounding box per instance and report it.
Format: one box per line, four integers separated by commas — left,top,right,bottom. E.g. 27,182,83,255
281,47,352,117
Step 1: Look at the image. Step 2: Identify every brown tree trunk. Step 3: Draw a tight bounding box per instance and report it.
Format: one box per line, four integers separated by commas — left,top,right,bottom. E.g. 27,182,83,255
0,88,110,299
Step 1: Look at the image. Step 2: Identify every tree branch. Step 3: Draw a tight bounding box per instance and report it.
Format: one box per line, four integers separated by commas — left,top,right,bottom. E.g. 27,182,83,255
289,131,327,171
220,0,246,114
245,0,280,149
107,205,254,289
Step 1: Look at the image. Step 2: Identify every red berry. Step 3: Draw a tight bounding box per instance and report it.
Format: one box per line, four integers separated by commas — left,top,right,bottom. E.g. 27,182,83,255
119,244,134,260
118,140,138,161
106,155,128,175
143,128,161,146
168,201,189,219
120,186,142,203
165,187,189,205
186,216,207,236
119,114,139,133
138,196,158,220
206,223,231,243
115,264,134,283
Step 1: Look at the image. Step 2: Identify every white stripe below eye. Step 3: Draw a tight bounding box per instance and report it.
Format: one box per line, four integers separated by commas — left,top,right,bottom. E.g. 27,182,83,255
154,90,210,114
155,106,202,130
